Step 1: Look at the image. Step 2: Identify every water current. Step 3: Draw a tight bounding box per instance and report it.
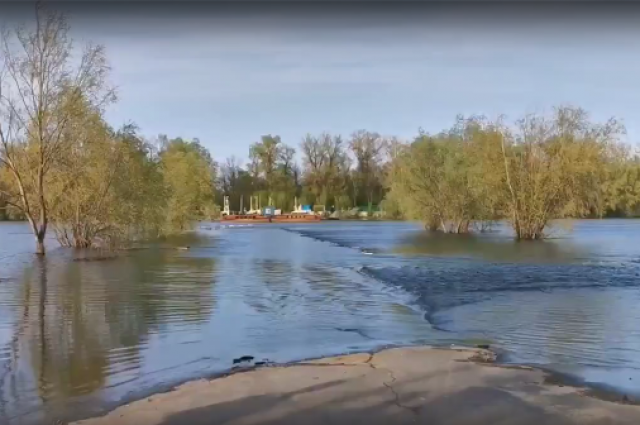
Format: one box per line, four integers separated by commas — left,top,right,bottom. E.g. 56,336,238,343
0,220,639,424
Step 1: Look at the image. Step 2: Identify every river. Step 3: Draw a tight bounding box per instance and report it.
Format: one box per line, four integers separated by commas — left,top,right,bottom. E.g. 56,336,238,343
0,220,639,424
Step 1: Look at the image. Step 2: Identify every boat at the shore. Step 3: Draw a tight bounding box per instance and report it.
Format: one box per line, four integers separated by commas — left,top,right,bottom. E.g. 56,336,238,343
220,195,328,223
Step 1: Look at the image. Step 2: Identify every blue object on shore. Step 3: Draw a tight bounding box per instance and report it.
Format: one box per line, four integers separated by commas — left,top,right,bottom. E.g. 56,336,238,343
263,206,276,216
301,205,312,211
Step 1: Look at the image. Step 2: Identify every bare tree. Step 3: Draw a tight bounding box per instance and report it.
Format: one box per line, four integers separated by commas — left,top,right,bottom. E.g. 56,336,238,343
278,145,296,177
349,130,387,207
300,134,325,199
300,133,346,204
0,5,114,254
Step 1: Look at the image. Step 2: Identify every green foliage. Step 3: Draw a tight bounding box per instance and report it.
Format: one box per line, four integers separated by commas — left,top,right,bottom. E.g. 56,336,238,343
47,126,217,248
1,86,217,249
232,135,299,212
334,194,352,211
160,137,217,231
387,107,635,239
387,118,503,233
0,7,114,253
4,7,640,252
498,107,625,239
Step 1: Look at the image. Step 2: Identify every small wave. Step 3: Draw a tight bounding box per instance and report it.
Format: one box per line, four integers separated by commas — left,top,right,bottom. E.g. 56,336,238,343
358,262,640,321
282,227,353,248
283,228,384,255
221,224,255,229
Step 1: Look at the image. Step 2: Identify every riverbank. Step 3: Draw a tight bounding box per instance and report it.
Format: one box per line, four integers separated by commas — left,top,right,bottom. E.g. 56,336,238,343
73,346,640,425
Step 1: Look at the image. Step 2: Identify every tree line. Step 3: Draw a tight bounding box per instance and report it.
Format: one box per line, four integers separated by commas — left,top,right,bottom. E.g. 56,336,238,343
0,8,392,254
216,108,640,242
0,8,217,254
4,8,640,256
218,130,391,215
387,109,640,239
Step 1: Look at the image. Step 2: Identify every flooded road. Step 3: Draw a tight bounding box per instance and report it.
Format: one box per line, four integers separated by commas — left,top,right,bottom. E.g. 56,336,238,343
1,220,640,424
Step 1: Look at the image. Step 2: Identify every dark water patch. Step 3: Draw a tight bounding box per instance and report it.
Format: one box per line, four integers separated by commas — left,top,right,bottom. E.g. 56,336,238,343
395,229,594,264
281,222,421,255
72,256,118,262
280,227,356,250
359,262,640,319
0,233,222,424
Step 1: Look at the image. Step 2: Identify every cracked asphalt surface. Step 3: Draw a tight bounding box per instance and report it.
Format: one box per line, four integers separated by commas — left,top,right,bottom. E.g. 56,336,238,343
73,347,640,425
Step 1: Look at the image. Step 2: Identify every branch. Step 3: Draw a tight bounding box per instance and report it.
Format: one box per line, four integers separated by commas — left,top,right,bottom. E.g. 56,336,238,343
0,188,26,213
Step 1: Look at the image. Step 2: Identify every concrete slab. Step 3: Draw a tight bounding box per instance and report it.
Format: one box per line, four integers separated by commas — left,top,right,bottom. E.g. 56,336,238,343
73,347,640,425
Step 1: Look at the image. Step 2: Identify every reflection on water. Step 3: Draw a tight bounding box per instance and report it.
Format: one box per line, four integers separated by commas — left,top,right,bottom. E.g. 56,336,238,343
0,233,218,424
0,225,434,424
435,288,640,394
394,228,591,264
1,220,640,423
284,220,640,395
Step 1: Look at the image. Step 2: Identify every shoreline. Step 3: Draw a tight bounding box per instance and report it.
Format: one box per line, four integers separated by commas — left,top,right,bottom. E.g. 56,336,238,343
69,345,640,425
489,347,640,405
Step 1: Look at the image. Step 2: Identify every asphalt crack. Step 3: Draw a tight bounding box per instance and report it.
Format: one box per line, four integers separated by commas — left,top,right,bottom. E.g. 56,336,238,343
367,354,419,419
296,352,419,418
382,369,420,418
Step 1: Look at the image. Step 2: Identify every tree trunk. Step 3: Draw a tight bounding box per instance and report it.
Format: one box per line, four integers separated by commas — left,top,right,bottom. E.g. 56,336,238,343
36,236,45,255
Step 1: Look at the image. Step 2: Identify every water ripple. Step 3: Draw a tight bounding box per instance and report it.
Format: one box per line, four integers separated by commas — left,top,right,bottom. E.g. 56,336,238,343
1,220,640,423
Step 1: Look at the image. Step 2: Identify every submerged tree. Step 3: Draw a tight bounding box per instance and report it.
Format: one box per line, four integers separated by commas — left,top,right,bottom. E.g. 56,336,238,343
500,107,624,239
160,137,217,231
46,95,123,248
48,117,170,248
0,6,114,254
388,118,504,233
386,107,625,239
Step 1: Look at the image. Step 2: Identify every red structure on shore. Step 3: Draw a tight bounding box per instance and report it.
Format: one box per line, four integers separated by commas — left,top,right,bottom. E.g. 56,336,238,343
220,213,323,223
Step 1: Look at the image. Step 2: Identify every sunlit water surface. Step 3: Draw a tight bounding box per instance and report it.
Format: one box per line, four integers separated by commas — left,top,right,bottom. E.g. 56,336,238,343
1,220,639,424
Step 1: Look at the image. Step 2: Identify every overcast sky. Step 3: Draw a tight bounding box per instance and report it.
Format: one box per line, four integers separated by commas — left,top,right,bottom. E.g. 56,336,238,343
3,2,640,163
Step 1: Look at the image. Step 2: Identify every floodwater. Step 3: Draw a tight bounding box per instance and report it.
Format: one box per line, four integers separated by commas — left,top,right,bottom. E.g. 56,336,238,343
1,220,640,424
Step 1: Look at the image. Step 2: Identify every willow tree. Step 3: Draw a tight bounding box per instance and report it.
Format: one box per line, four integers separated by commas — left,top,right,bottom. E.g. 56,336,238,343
46,95,122,247
388,118,504,233
379,137,408,219
598,156,640,217
46,114,167,248
578,138,640,218
411,134,474,232
501,107,623,239
0,6,114,254
457,117,507,230
107,128,168,244
387,134,448,230
160,138,217,231
0,172,12,220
